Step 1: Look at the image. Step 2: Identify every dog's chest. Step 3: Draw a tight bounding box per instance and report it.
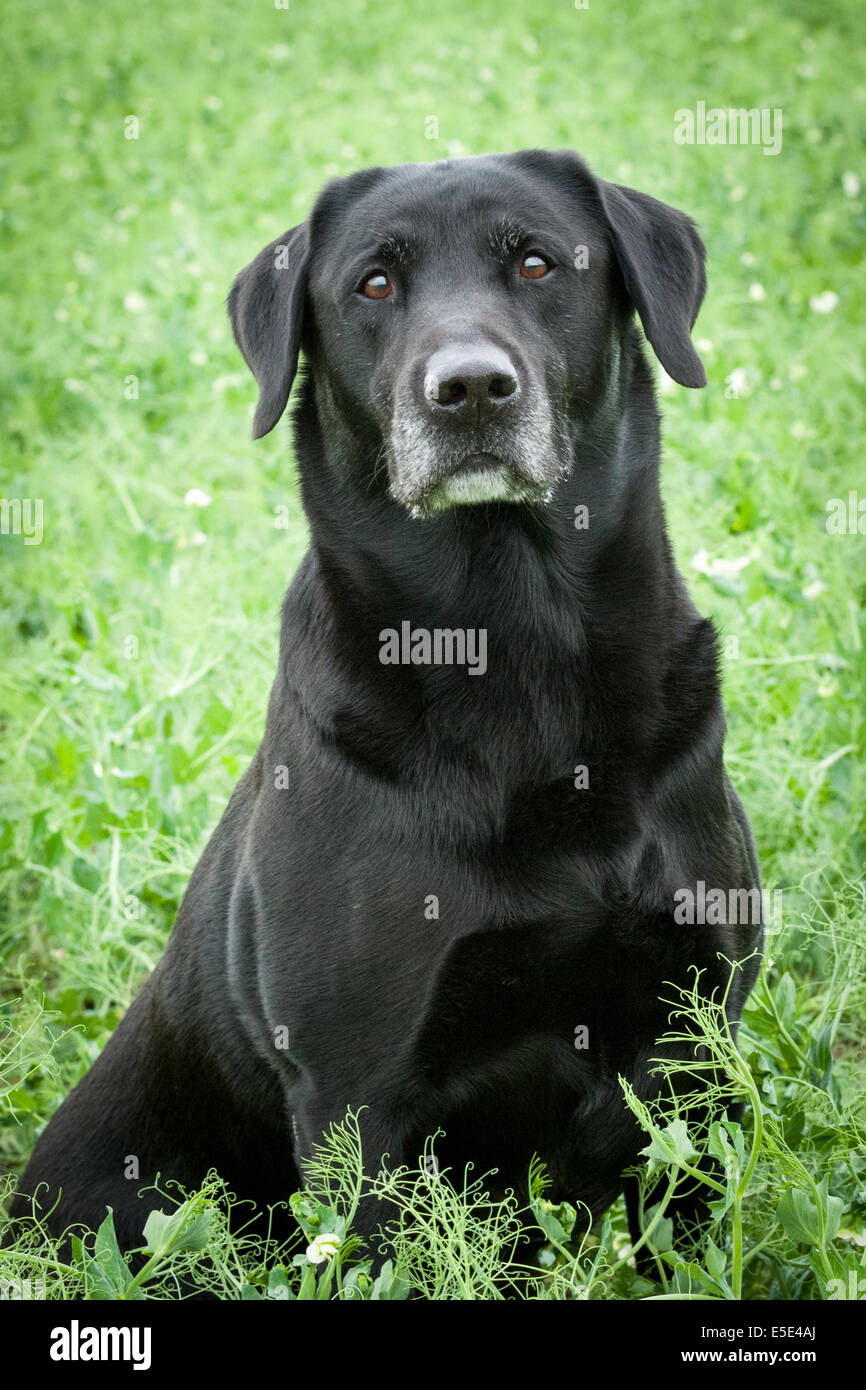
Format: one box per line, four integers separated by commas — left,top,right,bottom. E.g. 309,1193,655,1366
243,798,681,1094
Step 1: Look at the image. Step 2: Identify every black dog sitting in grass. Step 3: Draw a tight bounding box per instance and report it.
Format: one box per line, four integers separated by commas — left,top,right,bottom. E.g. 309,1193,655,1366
13,149,762,1267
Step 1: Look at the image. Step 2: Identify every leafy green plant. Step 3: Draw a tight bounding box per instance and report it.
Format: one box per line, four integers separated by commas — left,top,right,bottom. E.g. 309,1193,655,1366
618,931,865,1302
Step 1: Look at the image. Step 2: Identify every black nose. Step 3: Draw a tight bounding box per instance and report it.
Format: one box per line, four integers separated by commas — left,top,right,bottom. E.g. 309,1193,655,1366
424,344,520,423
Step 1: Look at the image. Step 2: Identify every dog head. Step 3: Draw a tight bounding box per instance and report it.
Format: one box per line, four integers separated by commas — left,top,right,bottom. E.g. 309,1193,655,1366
229,150,706,518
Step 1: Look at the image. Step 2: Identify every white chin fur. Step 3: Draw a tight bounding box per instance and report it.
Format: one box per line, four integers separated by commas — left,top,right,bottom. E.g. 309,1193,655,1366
431,466,518,506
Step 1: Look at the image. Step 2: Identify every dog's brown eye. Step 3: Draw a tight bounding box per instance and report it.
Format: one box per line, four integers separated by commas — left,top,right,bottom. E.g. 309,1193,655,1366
520,253,550,279
360,271,392,299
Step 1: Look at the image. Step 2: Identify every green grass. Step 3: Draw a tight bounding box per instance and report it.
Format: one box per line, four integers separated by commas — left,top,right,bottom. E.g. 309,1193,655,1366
1,0,864,1299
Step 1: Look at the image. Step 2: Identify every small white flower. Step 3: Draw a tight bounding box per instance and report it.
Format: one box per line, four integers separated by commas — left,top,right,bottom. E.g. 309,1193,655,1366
124,291,146,313
306,1233,341,1264
725,365,753,397
809,290,839,314
189,350,208,366
748,282,765,301
740,251,757,267
211,373,244,394
93,761,104,778
184,488,212,507
203,95,222,111
692,550,752,581
842,171,861,198
802,580,826,600
696,338,713,354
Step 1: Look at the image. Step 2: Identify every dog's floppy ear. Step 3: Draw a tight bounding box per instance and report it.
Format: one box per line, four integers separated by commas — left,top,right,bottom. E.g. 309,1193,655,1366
228,222,309,438
597,182,707,388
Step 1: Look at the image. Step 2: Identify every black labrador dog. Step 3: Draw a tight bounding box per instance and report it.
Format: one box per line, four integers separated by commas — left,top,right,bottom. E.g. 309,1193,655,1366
13,149,762,1269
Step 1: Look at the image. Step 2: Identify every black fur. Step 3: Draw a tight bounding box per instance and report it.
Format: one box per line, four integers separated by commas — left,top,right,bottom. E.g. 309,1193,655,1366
12,150,761,1267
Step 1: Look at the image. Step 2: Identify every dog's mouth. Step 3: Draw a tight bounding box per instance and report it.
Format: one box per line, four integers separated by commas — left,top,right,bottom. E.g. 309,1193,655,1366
388,434,564,520
385,391,570,519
